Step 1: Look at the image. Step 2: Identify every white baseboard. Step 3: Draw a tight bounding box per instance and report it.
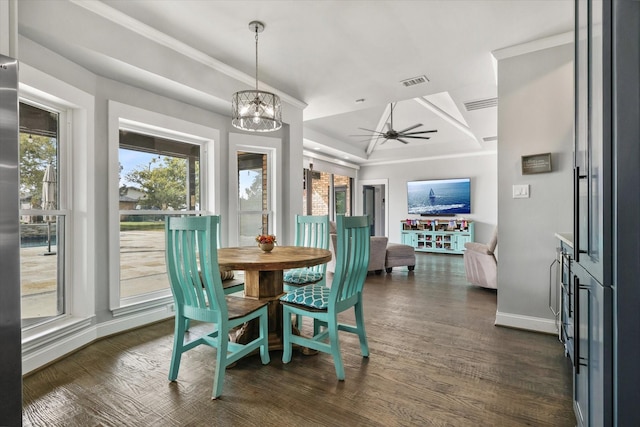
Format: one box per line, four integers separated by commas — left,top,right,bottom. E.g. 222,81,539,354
495,310,558,335
22,326,97,375
96,305,173,338
22,306,174,375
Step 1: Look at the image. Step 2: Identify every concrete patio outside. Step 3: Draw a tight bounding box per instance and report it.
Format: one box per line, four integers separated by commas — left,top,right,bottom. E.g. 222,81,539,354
21,229,171,319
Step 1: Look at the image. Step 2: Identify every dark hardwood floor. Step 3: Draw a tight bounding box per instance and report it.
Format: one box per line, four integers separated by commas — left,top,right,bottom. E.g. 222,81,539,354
22,253,575,426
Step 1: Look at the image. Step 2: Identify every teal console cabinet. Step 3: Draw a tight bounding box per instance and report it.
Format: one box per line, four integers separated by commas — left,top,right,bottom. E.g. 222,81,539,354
400,219,474,255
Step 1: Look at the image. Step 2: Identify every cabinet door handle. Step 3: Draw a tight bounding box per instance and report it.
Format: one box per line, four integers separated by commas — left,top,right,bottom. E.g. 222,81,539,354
574,167,580,262
574,166,589,260
564,254,572,315
549,258,560,317
574,275,589,374
574,275,580,374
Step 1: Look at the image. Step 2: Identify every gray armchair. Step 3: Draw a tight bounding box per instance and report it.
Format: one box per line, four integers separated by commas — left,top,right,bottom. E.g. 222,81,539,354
326,221,388,275
463,228,498,289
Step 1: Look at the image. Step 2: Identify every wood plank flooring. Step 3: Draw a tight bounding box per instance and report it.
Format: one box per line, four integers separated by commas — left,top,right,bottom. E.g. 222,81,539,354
22,253,575,426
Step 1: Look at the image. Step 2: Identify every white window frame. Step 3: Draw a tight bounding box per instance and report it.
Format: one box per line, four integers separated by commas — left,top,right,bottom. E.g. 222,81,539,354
107,101,219,313
18,97,69,328
19,64,96,373
228,133,282,247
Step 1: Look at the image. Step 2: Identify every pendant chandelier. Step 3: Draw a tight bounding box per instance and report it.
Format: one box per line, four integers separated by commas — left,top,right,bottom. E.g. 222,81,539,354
232,21,282,132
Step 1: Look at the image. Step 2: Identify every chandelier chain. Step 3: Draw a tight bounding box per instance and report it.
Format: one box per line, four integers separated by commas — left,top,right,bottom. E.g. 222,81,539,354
254,25,259,91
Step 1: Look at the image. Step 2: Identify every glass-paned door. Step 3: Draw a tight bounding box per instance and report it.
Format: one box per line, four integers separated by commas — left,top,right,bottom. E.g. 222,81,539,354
304,168,352,220
334,174,352,216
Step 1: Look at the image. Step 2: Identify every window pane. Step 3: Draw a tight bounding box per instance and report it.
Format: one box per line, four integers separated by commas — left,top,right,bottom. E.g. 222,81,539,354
119,214,168,298
20,216,64,325
239,168,263,211
19,102,64,327
238,152,270,242
238,213,270,246
119,131,201,300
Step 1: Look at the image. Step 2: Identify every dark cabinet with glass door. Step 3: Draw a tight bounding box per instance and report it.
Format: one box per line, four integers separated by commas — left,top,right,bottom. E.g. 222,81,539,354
572,0,612,425
572,0,640,426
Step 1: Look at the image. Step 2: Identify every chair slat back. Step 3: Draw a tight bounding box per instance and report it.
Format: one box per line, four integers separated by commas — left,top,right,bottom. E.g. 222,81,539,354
294,215,330,274
330,215,370,305
165,216,227,320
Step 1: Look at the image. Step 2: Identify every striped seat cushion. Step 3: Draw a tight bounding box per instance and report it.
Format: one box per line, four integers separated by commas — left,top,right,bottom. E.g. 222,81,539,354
283,267,323,285
279,284,329,310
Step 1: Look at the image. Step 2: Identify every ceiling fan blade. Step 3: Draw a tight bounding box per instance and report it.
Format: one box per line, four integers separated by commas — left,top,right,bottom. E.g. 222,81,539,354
403,129,438,135
380,138,390,145
397,138,411,144
350,133,384,137
396,123,423,134
358,127,383,133
401,135,431,140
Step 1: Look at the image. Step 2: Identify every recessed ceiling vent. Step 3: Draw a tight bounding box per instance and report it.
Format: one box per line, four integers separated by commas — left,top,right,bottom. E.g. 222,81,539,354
464,97,498,111
400,75,429,87
483,136,498,142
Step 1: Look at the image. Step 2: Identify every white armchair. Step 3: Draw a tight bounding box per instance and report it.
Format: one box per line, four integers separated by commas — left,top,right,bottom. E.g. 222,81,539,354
463,228,497,289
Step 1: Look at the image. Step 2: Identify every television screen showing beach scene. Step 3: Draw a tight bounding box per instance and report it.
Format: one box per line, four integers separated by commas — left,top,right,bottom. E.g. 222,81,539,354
407,178,471,215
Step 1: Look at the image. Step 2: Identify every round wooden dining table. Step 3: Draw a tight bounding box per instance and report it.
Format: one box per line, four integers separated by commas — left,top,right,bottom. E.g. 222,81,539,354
217,245,332,349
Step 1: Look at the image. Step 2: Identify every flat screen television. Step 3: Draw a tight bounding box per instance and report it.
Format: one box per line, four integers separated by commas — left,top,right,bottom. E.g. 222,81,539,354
407,178,471,215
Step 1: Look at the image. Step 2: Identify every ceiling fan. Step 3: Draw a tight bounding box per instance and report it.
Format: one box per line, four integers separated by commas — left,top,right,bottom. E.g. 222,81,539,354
353,103,437,144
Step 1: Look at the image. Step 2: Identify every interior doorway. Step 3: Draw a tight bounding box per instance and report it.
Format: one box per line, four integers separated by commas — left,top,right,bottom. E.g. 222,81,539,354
363,184,385,236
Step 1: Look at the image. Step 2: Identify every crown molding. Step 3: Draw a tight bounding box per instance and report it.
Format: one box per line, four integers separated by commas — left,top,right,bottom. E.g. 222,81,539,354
69,0,307,110
492,31,573,61
362,149,497,167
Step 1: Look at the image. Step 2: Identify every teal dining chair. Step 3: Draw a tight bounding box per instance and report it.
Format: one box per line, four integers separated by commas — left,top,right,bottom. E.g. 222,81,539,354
283,215,330,288
216,219,245,296
280,215,370,380
182,217,243,333
283,215,330,329
165,215,270,400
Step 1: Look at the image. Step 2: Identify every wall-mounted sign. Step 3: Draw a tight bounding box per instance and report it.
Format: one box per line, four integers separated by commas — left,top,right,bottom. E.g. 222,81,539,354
521,153,552,174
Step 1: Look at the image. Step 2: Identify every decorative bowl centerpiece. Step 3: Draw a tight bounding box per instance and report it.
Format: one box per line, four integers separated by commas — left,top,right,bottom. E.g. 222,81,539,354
256,234,276,252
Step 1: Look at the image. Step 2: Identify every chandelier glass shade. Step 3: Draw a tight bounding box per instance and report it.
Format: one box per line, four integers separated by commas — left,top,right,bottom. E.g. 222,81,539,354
232,89,282,132
232,21,282,132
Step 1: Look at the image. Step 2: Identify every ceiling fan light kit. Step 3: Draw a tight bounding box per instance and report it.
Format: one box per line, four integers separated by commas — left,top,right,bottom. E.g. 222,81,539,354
232,21,282,132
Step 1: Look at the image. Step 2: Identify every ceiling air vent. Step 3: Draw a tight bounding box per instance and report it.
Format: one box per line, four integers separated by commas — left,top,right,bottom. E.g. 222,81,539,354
464,97,498,111
483,136,498,142
400,75,429,87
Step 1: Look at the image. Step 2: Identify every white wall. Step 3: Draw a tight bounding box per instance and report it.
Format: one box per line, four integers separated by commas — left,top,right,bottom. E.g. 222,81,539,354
358,153,498,244
495,42,573,333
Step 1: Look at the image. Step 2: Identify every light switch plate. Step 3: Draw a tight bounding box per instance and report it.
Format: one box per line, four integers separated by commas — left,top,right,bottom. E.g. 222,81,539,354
513,184,530,198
